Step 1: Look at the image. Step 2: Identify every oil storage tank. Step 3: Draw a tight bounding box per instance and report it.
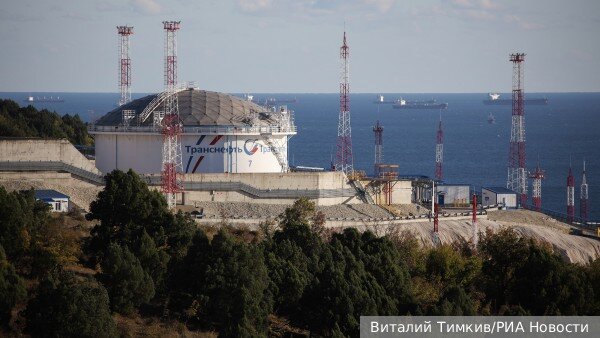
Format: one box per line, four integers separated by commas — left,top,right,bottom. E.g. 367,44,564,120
89,87,296,174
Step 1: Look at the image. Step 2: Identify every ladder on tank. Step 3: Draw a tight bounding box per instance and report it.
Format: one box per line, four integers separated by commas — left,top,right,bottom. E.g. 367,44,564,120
262,136,288,172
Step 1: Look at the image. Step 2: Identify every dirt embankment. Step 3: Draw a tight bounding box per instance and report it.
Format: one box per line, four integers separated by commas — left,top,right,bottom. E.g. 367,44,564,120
345,210,600,265
0,178,101,211
180,201,396,220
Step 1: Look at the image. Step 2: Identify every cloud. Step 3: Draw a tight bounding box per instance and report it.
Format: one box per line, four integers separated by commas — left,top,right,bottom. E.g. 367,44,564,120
479,0,499,10
235,0,396,18
237,0,274,13
362,0,396,14
504,14,544,30
463,9,495,21
445,0,501,21
449,0,498,10
131,0,163,15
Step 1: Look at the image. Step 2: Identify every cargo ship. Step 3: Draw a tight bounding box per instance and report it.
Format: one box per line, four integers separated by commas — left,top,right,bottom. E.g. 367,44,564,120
392,98,448,110
374,95,436,105
483,93,548,105
24,95,64,103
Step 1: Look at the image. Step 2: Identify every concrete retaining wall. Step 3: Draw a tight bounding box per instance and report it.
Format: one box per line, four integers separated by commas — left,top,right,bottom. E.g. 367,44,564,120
0,139,364,206
0,139,101,176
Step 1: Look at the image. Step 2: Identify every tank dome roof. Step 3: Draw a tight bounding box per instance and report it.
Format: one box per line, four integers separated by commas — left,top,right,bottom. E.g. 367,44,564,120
95,89,276,127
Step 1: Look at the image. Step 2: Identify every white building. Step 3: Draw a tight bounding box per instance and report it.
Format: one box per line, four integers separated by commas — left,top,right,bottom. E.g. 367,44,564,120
89,87,296,175
482,187,517,209
435,184,470,207
34,189,70,212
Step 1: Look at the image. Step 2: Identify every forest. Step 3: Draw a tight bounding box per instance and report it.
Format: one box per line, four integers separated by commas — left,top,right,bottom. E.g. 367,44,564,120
0,99,92,146
2,169,600,337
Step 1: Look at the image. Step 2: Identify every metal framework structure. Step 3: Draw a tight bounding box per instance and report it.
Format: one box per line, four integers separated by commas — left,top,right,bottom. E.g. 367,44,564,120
435,116,443,181
161,21,183,209
581,160,589,222
432,202,441,246
121,109,135,127
529,161,545,211
373,120,383,175
507,53,528,207
472,193,478,247
567,163,575,223
371,164,398,206
334,31,353,175
117,26,133,106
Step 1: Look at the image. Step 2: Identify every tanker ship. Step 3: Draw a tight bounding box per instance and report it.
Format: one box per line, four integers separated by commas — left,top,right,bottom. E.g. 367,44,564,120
392,98,448,110
374,95,436,105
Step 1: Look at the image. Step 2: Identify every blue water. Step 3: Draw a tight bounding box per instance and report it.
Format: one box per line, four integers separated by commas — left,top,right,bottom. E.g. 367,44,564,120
1,91,599,219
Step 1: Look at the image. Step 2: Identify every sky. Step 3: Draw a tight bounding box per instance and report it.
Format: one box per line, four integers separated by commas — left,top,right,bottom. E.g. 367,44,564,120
1,0,599,93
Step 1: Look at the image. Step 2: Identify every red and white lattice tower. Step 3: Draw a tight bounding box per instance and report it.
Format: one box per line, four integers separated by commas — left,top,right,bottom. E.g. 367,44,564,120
435,116,443,181
507,53,528,207
567,163,575,223
581,160,589,222
529,161,545,211
472,193,478,247
161,21,183,209
373,120,383,175
334,31,353,175
117,26,133,106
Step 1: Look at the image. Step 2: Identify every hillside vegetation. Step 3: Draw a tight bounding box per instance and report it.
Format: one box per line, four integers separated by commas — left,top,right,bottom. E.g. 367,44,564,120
0,99,92,146
2,169,600,337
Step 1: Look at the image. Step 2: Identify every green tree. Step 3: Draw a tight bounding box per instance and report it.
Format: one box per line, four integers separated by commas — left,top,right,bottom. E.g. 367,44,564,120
25,270,117,337
0,99,93,145
172,229,272,337
86,169,194,268
0,187,56,275
136,230,169,292
335,229,415,313
478,228,529,311
0,246,27,328
509,241,592,315
98,243,155,314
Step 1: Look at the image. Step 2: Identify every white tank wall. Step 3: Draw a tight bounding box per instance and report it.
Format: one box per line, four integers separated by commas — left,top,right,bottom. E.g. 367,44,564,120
94,133,288,174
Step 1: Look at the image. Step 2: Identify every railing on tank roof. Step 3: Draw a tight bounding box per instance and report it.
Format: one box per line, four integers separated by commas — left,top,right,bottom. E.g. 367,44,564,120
88,124,297,134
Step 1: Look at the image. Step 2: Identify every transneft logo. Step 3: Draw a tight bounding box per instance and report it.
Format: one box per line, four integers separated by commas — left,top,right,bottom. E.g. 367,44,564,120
184,136,283,156
244,139,260,155
185,145,241,154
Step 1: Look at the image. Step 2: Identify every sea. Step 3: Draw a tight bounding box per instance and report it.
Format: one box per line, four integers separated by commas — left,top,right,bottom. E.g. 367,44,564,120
1,91,599,220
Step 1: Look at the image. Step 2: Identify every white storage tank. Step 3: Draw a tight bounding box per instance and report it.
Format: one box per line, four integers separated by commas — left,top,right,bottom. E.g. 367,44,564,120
89,88,296,174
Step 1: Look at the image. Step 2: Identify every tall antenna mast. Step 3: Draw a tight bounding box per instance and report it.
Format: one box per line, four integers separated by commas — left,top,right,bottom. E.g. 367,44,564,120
507,53,527,207
435,114,443,181
161,21,183,209
567,161,575,223
117,25,133,106
580,160,589,222
334,31,353,175
373,120,383,175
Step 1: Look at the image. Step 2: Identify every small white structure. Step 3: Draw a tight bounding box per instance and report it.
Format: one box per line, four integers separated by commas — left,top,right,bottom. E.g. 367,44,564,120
436,184,470,207
482,187,517,209
34,189,70,212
